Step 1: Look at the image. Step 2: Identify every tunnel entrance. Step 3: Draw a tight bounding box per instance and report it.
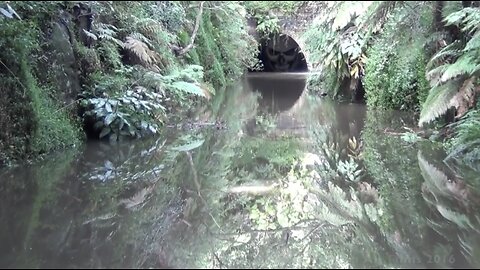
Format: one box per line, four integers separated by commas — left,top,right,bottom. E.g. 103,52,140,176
250,33,309,73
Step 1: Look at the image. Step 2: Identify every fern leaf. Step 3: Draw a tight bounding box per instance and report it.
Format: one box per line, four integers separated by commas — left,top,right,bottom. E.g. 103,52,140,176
462,8,480,34
449,76,477,119
440,54,478,83
443,8,470,26
426,41,462,70
136,18,163,40
464,32,480,51
419,79,462,126
426,64,449,87
83,29,98,40
137,68,165,92
123,36,159,66
95,22,123,47
168,81,206,97
129,32,154,49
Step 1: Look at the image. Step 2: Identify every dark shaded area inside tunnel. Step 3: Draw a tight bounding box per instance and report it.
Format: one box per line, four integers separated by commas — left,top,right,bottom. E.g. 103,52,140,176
249,33,308,73
246,73,306,113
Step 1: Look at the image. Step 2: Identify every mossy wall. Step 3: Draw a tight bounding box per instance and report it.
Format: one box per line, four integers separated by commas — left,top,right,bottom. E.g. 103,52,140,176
363,4,433,112
0,18,82,166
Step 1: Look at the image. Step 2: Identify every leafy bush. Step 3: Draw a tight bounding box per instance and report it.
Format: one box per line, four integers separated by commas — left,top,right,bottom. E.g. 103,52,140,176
303,2,372,98
81,87,164,141
363,3,432,111
80,63,209,141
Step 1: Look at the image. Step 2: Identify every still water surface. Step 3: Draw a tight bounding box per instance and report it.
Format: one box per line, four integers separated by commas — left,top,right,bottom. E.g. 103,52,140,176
1,73,479,268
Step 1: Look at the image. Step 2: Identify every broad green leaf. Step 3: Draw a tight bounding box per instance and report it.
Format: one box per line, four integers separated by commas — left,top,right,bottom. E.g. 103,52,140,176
171,139,205,151
104,113,117,126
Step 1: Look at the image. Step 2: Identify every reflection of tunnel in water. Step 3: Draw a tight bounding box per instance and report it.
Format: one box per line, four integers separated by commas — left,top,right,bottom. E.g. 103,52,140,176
251,33,308,73
246,73,306,114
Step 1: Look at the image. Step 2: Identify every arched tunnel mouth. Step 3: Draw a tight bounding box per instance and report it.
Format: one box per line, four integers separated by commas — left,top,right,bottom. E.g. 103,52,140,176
249,33,309,73
246,33,308,113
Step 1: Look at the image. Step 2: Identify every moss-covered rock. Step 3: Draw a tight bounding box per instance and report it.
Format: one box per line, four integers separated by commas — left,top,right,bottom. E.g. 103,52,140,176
0,18,82,166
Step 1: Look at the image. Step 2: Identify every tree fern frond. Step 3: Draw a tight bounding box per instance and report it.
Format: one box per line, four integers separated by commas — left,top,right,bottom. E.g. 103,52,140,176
426,64,449,87
94,22,123,47
419,79,462,126
461,8,480,33
123,36,159,66
444,7,480,33
95,22,118,32
83,29,98,40
450,76,477,119
426,41,462,70
168,81,206,97
136,18,163,39
129,32,154,49
440,54,479,83
464,31,480,51
444,8,472,26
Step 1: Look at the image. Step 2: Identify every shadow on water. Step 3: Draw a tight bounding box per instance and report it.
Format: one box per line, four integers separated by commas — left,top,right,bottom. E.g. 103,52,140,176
1,72,480,268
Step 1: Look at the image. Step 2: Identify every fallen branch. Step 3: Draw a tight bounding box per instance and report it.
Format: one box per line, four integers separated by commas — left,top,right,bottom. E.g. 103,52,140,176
177,1,205,56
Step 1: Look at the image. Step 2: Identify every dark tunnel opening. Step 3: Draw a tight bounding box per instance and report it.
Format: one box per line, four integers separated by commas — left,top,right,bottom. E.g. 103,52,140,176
249,33,309,73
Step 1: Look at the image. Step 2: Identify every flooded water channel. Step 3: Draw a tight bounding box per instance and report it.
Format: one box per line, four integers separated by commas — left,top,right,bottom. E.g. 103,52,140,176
1,72,480,268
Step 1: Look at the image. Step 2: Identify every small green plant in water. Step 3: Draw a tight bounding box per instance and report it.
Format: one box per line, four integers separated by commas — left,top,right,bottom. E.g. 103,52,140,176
81,86,164,141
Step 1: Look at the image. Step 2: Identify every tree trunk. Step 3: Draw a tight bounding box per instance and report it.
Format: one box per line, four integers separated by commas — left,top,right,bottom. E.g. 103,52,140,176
433,1,444,32
177,1,205,56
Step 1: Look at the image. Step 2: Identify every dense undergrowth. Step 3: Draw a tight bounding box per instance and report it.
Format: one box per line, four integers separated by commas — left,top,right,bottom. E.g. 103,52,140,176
0,1,258,166
303,1,480,166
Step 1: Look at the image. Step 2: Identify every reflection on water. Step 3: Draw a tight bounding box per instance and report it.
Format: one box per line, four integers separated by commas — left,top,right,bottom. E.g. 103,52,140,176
1,73,480,268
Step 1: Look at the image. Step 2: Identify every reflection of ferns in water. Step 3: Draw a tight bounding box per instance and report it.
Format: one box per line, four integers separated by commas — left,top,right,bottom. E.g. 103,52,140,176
418,151,480,266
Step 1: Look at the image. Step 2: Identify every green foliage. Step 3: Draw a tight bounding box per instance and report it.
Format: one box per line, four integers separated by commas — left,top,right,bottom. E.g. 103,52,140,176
81,88,164,141
254,14,280,38
364,3,432,111
190,11,227,90
303,1,373,98
0,18,81,165
420,6,480,126
209,2,261,77
0,0,260,165
244,1,302,48
448,109,480,164
244,1,304,16
151,1,186,33
81,64,208,141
